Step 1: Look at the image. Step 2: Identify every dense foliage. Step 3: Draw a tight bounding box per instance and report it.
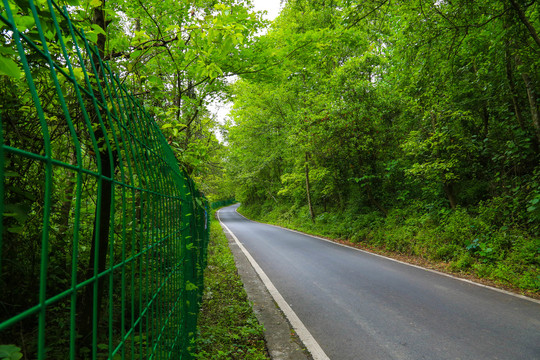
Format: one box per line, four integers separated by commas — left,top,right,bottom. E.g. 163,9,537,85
226,0,540,292
2,0,263,199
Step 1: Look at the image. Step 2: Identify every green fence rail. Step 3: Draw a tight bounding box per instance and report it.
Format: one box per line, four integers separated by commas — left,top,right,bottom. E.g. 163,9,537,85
0,0,209,359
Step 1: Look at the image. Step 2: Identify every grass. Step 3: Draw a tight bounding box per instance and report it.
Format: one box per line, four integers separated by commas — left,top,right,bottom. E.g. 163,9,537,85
193,216,270,360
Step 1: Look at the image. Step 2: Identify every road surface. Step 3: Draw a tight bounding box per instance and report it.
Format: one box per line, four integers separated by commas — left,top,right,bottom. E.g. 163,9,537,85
217,204,540,360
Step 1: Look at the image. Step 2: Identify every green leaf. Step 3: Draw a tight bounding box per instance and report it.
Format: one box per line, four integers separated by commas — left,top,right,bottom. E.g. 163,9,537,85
185,281,198,291
130,49,142,59
0,56,22,79
147,74,162,86
15,15,35,32
0,344,23,360
0,47,16,56
7,226,24,234
89,0,102,7
71,68,85,83
3,171,19,177
3,203,30,223
85,31,98,44
91,24,106,36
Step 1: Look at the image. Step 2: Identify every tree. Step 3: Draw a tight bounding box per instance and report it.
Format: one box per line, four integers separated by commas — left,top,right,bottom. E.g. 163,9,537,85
226,0,539,228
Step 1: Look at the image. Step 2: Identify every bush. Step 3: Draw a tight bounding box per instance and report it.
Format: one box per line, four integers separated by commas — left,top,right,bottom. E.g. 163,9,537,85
449,252,474,271
434,244,461,261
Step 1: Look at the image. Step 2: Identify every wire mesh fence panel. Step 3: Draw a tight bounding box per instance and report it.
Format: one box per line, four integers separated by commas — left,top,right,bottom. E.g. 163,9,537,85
0,0,210,358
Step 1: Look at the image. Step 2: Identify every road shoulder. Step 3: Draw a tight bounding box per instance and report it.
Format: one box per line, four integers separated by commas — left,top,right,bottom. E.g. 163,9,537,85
222,227,312,360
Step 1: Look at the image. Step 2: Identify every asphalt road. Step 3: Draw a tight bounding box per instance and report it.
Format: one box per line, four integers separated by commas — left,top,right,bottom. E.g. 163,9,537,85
217,204,540,360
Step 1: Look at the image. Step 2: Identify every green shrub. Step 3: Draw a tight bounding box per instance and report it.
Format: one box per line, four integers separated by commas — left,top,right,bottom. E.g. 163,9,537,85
449,252,474,271
434,244,461,261
384,226,416,254
472,263,495,278
515,271,540,291
438,208,487,246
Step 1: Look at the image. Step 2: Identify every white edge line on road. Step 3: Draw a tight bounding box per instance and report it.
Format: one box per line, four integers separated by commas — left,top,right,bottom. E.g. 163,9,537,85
217,209,331,360
232,206,540,306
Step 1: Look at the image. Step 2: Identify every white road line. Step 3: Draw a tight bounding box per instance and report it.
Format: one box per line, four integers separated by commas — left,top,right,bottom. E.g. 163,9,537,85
217,209,331,360
232,206,540,305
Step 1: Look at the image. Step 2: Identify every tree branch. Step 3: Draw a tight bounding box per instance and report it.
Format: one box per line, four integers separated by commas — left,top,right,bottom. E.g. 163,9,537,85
345,0,390,30
508,0,540,49
104,36,178,60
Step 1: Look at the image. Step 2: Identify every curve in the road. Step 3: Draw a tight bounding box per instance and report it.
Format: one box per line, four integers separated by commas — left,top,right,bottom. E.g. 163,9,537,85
217,204,540,360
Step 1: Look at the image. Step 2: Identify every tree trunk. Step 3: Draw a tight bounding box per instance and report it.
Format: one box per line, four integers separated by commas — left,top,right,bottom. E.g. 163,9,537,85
52,152,77,274
91,4,107,70
78,139,115,348
508,0,540,50
443,183,458,210
481,103,489,137
366,184,388,216
505,49,525,130
77,1,114,350
521,71,540,145
305,152,315,223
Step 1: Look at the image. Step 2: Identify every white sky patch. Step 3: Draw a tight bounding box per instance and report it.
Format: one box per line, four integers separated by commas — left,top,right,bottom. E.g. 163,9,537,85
209,0,283,142
252,0,282,21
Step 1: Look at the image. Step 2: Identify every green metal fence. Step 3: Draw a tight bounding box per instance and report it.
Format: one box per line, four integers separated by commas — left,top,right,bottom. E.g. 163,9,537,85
0,0,209,358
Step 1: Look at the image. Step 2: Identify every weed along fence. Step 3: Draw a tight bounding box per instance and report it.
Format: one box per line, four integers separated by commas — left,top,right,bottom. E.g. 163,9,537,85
0,0,210,358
